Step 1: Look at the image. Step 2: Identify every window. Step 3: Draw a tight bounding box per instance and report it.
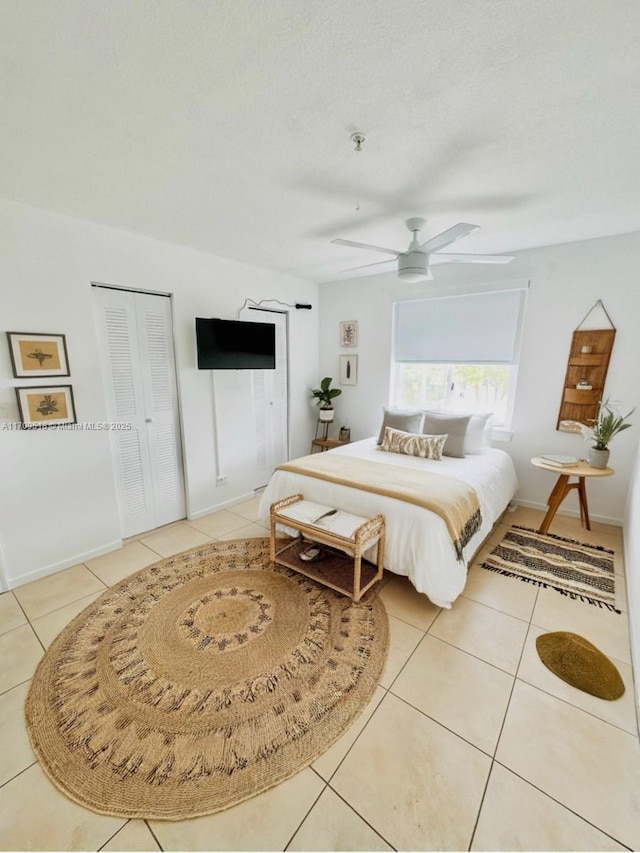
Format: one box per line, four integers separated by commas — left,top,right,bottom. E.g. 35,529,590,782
392,287,527,428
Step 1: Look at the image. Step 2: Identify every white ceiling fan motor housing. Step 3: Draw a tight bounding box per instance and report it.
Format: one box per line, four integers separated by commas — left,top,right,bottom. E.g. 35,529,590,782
398,250,429,282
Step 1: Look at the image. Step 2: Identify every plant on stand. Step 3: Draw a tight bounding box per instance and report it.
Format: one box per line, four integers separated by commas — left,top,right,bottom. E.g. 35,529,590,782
311,377,342,423
581,399,634,468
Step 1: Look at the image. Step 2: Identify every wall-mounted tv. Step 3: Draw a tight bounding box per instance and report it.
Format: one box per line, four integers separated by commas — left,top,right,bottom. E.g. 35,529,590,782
195,317,276,370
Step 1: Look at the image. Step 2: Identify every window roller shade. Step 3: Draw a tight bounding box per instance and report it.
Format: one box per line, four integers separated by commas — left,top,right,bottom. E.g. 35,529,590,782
394,289,526,364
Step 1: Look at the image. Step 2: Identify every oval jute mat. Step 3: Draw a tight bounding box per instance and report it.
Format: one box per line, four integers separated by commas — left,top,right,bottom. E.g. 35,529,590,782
25,538,388,820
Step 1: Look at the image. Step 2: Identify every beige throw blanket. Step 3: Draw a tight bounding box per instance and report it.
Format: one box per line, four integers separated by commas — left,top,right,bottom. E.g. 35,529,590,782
277,453,482,561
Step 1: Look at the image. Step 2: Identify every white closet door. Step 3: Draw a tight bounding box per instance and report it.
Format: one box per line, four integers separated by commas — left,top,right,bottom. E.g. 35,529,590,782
93,287,185,537
249,311,289,489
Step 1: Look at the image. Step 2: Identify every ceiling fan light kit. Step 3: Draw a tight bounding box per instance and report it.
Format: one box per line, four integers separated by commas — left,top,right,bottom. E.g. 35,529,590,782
331,217,514,282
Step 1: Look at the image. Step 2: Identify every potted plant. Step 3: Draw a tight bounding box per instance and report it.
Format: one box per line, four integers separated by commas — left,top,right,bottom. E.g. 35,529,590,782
581,399,634,468
311,377,342,422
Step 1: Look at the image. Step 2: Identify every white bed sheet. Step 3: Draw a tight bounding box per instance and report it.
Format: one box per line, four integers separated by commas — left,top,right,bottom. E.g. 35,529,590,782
258,438,518,608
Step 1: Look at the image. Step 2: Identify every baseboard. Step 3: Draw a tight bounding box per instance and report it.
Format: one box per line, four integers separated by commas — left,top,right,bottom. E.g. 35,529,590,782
189,491,258,520
513,499,622,528
8,539,123,590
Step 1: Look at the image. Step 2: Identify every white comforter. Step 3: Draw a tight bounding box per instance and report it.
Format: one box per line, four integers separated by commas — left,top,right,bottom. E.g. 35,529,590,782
258,438,518,608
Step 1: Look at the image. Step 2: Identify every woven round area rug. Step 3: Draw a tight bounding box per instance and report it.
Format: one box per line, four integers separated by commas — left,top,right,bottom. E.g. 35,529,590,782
25,537,388,820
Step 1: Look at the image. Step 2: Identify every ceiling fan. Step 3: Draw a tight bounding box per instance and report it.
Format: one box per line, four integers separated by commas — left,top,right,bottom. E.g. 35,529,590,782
331,218,514,282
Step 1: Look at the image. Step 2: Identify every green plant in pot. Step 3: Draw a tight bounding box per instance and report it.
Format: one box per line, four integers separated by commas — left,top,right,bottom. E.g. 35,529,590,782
581,399,634,468
312,377,342,423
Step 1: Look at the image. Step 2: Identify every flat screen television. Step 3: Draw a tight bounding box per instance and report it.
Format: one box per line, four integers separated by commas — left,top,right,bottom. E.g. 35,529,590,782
195,317,276,370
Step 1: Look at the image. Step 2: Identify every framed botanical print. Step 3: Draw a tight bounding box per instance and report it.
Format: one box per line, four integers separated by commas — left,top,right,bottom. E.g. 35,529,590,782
6,332,70,378
339,321,358,347
339,354,358,386
15,385,77,427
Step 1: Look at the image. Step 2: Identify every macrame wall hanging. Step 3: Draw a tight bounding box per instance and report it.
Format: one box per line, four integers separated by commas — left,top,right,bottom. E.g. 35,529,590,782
557,300,616,431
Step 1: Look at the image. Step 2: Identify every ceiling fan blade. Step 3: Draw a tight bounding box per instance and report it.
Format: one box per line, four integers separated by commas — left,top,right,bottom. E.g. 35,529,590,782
430,252,515,265
323,258,397,281
331,238,401,257
418,223,479,254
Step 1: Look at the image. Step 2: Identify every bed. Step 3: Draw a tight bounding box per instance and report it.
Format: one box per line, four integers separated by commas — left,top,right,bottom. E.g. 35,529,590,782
258,436,518,608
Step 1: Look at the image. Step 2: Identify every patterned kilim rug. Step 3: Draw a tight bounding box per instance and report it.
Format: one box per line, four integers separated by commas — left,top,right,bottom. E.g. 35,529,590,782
25,538,388,820
481,526,619,612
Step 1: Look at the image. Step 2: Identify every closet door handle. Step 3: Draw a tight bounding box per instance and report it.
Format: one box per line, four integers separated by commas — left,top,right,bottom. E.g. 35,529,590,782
145,417,154,423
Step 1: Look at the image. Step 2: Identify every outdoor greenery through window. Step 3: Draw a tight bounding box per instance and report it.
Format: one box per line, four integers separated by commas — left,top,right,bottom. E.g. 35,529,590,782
392,362,514,425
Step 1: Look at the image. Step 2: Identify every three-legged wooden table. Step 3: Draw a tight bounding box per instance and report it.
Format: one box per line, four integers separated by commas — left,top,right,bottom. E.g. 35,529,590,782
531,457,614,535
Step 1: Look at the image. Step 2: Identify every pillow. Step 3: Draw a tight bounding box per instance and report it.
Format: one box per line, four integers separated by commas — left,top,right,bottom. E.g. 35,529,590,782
464,413,494,454
376,408,424,445
379,426,447,460
422,411,471,458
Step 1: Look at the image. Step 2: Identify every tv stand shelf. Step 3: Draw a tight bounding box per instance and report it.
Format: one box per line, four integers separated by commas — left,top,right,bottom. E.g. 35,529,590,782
269,494,385,602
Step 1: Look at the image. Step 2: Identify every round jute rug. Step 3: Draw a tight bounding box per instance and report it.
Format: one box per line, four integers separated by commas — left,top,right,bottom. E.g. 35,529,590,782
25,537,388,820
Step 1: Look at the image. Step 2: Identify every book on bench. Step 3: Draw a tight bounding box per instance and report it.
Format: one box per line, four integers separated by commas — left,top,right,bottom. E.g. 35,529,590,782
541,454,579,467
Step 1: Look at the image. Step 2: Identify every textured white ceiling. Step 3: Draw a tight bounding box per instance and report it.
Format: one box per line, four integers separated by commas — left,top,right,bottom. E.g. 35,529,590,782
1,0,640,282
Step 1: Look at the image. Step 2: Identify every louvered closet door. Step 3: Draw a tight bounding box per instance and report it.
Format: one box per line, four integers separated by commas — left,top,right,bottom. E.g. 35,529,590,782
250,311,289,489
93,287,186,537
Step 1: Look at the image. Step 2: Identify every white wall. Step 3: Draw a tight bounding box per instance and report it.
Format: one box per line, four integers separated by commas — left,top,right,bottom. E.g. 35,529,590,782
318,230,640,525
0,198,318,587
623,445,640,719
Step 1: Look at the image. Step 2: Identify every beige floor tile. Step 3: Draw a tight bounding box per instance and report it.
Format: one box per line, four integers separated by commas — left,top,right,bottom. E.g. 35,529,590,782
0,681,35,786
532,587,631,664
485,522,511,546
312,686,386,781
393,634,514,754
0,591,26,635
379,614,424,688
229,494,263,522
288,786,392,851
149,767,323,851
140,522,211,557
462,563,538,622
507,506,546,528
31,591,103,648
0,624,44,693
217,522,270,541
429,596,528,674
13,563,106,620
101,820,161,851
496,680,640,850
544,515,622,549
472,763,625,851
331,693,491,851
517,625,638,736
0,763,125,851
186,509,253,539
378,575,441,631
615,569,628,611
85,540,159,586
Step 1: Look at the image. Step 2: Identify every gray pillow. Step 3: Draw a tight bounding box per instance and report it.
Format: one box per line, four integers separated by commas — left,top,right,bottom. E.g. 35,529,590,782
422,412,471,458
376,409,424,445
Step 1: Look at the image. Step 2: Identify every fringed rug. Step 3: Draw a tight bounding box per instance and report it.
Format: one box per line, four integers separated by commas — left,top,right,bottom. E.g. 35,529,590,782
481,526,619,612
25,538,388,820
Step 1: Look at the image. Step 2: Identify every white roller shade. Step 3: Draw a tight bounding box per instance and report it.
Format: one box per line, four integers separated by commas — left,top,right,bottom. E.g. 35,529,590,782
394,288,526,364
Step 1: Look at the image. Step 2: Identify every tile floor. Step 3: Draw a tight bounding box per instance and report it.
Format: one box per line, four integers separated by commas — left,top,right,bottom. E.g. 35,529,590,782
0,500,638,851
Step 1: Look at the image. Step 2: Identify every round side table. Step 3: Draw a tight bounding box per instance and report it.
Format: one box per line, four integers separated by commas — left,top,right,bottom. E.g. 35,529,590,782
530,457,614,535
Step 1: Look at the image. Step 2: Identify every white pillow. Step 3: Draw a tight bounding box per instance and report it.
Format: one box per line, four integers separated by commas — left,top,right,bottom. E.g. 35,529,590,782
465,413,494,454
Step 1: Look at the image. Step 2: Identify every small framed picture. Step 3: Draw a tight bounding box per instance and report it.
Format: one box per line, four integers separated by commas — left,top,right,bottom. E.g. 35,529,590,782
15,385,77,427
6,332,70,378
339,321,358,348
339,354,358,386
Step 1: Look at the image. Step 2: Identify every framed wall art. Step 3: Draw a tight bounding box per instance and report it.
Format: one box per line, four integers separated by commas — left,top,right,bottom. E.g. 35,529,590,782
15,385,77,427
339,321,358,348
6,332,70,378
339,354,358,386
